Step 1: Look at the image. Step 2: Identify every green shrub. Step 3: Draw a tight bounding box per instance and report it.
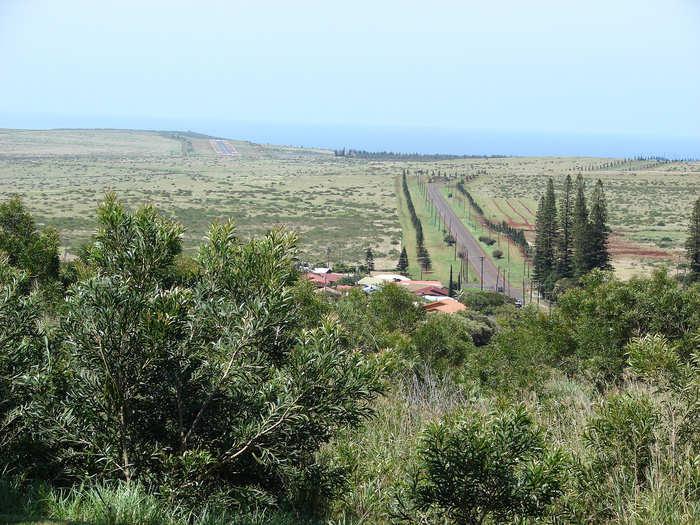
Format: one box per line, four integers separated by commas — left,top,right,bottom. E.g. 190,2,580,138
411,313,477,373
395,406,565,524
459,289,513,315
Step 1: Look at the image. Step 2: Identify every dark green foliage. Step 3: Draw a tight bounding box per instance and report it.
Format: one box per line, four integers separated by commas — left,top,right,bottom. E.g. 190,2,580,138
534,179,558,296
365,247,375,272
417,245,431,271
588,179,611,271
402,170,431,269
552,269,700,378
0,260,45,477
458,310,496,347
569,392,662,521
686,197,700,281
395,247,409,274
557,174,574,278
335,284,424,354
492,249,503,259
0,196,60,283
2,195,383,515
368,283,424,334
536,176,612,296
572,174,590,276
395,406,565,525
448,265,454,297
411,313,476,373
459,289,514,315
585,393,659,486
478,235,495,245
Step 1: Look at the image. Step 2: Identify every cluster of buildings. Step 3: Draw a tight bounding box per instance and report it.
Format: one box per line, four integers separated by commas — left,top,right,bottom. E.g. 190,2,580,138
302,268,466,314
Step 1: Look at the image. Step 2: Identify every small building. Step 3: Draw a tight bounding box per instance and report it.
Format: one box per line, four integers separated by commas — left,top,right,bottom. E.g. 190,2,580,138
303,272,345,288
373,273,409,283
422,299,467,314
412,286,449,298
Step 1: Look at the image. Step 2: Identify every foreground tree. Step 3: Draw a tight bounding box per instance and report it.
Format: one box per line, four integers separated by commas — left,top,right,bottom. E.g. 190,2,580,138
686,197,700,281
21,195,383,510
0,259,45,476
0,196,60,282
395,406,565,524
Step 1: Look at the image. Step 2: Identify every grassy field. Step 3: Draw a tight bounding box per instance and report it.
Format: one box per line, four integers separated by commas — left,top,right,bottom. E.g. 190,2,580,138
439,185,532,294
1,130,696,278
0,129,403,268
396,175,479,285
434,157,699,279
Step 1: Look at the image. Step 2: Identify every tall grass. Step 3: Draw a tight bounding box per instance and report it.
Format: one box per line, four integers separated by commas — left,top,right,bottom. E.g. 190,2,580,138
0,480,318,525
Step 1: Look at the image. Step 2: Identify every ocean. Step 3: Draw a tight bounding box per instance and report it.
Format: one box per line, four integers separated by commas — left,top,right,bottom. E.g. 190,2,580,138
2,113,699,159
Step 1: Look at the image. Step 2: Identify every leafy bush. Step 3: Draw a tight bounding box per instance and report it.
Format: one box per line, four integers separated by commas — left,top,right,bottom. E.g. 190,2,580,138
478,235,495,245
554,269,700,378
395,406,565,524
4,195,384,514
492,249,503,259
411,313,476,373
0,196,60,283
459,289,513,315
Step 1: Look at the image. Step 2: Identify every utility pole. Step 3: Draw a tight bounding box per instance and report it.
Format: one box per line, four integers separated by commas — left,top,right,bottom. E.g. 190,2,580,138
480,257,484,290
465,248,469,283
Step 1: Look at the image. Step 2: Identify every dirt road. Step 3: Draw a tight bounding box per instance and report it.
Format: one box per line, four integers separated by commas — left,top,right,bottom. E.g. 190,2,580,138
426,183,523,301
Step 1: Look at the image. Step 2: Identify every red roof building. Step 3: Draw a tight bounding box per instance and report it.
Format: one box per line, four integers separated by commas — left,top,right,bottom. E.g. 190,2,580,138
422,299,467,314
303,272,346,288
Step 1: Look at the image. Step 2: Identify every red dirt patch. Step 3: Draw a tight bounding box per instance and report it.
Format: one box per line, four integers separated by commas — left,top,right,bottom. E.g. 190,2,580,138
518,199,536,217
491,199,518,224
609,232,670,258
505,200,533,226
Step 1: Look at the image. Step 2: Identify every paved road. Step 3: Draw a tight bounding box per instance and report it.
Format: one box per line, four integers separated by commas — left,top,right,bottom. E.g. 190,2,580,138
210,139,238,156
426,183,523,301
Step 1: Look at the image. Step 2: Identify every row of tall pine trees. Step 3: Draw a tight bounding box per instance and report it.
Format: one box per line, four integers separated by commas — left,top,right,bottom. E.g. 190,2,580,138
534,174,611,297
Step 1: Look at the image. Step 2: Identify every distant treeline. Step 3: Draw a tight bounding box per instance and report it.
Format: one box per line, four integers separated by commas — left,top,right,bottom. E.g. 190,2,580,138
335,149,507,160
456,179,531,258
402,170,431,270
571,156,700,172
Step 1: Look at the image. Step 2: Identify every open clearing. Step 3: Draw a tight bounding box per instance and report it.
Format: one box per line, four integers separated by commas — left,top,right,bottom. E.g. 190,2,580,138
0,129,402,268
0,130,696,277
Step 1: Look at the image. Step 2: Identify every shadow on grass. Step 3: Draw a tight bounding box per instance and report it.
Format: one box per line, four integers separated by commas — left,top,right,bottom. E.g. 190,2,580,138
0,516,89,525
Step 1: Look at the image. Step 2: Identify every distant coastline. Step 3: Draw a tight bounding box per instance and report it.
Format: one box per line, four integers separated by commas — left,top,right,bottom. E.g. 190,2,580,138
2,113,699,159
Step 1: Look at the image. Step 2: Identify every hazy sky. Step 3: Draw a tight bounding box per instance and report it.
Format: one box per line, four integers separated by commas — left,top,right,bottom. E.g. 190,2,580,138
2,0,699,138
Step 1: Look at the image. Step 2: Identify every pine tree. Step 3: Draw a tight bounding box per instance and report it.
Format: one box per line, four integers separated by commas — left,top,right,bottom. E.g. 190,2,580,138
534,179,558,295
448,265,454,297
365,247,375,272
685,197,700,282
534,195,548,286
396,247,409,274
556,174,574,278
589,179,611,270
418,246,431,271
572,174,590,277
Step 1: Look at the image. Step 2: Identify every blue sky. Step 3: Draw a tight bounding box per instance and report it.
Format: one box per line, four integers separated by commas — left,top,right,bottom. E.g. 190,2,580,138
1,0,699,141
